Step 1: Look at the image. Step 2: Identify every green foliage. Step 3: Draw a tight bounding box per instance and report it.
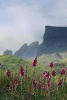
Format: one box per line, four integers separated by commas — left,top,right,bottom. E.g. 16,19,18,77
0,63,67,100
0,55,28,71
0,54,67,99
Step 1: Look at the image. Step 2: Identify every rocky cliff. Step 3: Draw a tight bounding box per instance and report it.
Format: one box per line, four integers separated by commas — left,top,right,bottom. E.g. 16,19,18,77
14,43,28,58
38,26,67,56
23,41,39,58
3,26,67,58
14,41,39,59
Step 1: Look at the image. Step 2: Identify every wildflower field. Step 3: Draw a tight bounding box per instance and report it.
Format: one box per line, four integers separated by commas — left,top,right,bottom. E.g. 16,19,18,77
0,57,67,100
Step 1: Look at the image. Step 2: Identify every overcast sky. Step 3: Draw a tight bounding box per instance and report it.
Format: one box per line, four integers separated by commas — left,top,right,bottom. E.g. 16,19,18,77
0,0,67,54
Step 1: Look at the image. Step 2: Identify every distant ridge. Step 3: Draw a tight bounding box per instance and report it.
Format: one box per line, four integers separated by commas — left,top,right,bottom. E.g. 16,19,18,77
14,41,39,59
3,26,67,58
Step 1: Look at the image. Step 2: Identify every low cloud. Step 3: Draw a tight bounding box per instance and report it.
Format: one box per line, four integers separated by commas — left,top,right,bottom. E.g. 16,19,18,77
0,0,67,54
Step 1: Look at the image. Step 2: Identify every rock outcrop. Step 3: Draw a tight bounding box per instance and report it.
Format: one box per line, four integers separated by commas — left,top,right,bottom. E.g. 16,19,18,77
14,43,28,58
38,26,67,56
14,41,39,59
3,49,13,55
3,26,67,58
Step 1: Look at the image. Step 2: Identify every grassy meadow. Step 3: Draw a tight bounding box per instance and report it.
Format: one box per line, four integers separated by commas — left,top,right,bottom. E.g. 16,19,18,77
0,54,67,100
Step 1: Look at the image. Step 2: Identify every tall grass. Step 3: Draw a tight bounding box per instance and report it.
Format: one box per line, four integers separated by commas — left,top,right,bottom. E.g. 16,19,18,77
0,58,67,100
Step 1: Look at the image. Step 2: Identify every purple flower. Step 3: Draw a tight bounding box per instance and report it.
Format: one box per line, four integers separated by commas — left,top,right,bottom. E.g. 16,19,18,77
52,70,56,77
46,80,52,88
58,79,63,86
42,71,50,78
20,65,25,77
6,70,11,77
8,83,12,91
14,78,18,86
32,56,37,67
49,61,53,68
60,69,66,75
32,79,37,87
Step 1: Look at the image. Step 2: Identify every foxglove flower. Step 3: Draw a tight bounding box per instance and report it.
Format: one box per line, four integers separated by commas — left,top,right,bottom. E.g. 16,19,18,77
42,71,50,78
8,83,12,91
32,56,37,67
42,71,47,78
60,69,66,75
46,80,52,88
14,78,18,86
20,66,25,77
49,61,53,68
32,79,37,87
52,70,56,77
58,79,63,86
6,70,11,77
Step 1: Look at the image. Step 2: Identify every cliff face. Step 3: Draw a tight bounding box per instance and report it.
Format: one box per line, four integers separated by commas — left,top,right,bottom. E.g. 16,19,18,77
14,41,39,59
4,26,67,58
38,26,67,56
23,41,39,58
14,43,28,58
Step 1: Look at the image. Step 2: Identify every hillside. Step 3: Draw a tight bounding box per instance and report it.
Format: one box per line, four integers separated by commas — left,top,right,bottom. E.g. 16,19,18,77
38,52,67,63
0,54,28,70
0,54,48,76
38,52,67,72
38,53,62,64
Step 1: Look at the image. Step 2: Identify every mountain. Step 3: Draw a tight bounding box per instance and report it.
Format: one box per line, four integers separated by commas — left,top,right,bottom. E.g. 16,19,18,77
14,43,28,58
3,49,13,55
38,26,67,56
14,41,39,59
3,26,67,60
23,41,39,58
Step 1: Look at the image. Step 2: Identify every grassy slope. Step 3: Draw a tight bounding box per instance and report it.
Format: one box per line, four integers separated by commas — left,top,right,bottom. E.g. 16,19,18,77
38,52,67,72
38,53,62,64
1,53,67,76
0,54,48,77
0,54,28,71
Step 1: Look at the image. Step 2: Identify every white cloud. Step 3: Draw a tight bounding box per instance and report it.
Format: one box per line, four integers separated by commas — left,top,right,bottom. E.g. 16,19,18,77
0,4,46,54
0,0,67,54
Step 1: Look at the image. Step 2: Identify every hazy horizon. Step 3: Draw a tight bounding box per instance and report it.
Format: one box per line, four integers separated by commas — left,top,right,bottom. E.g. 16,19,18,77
0,0,67,54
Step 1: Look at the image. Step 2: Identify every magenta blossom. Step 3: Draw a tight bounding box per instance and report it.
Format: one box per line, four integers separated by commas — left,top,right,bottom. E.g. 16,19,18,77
14,78,18,86
52,70,56,77
32,56,37,67
58,79,63,86
42,71,47,78
6,70,11,77
32,79,37,87
49,61,54,68
46,80,52,88
8,83,12,91
60,69,66,75
20,66,25,77
42,71,50,78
